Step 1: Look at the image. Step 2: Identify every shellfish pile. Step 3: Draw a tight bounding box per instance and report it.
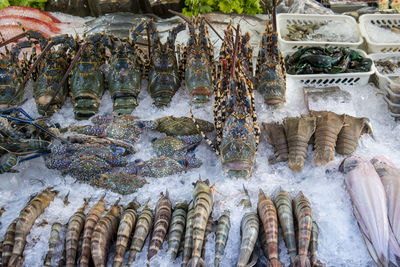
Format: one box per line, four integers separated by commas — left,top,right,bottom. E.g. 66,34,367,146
263,111,372,172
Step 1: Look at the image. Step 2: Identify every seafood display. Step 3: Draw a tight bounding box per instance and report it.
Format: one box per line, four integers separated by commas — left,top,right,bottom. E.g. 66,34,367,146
256,1,286,108
3,6,400,267
285,47,373,74
0,184,328,266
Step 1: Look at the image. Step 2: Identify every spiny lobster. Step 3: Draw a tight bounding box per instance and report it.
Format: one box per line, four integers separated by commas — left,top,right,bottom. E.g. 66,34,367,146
172,11,215,106
147,19,185,107
255,0,286,108
193,24,260,178
0,29,47,108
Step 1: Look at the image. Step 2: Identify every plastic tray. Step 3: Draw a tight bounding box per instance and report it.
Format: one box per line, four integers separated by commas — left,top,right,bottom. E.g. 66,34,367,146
277,13,363,52
384,85,400,104
369,52,400,92
286,49,375,87
384,95,400,114
359,14,400,53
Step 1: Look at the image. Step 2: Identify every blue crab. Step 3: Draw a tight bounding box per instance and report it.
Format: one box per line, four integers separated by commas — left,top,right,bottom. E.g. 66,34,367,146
45,139,129,181
124,155,202,178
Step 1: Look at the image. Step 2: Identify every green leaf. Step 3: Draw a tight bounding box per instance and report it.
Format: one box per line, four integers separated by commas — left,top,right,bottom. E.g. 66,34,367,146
182,7,193,17
0,0,10,9
9,0,47,10
200,5,213,13
219,0,233,13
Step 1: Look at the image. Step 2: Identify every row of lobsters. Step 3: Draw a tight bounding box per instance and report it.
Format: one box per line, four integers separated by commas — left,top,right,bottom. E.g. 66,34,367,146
0,179,325,267
340,155,400,267
0,6,287,121
263,110,372,172
237,187,324,267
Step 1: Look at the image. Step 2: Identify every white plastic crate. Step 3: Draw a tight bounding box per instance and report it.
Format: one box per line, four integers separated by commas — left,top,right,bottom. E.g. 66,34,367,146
359,14,400,53
286,49,374,87
277,13,363,52
369,52,400,92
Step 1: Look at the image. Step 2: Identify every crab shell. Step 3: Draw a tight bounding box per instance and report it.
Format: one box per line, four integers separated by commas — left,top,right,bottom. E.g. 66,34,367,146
125,156,202,178
154,116,214,136
91,172,148,195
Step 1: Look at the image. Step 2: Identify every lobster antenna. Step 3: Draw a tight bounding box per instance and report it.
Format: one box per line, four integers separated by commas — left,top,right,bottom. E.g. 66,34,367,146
0,32,26,48
11,41,54,105
146,26,151,60
44,42,88,113
231,24,240,78
272,0,277,32
204,17,223,41
168,9,192,24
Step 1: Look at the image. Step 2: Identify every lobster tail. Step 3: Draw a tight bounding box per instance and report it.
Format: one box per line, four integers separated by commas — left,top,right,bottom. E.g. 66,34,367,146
284,115,316,172
336,115,366,155
312,111,344,165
